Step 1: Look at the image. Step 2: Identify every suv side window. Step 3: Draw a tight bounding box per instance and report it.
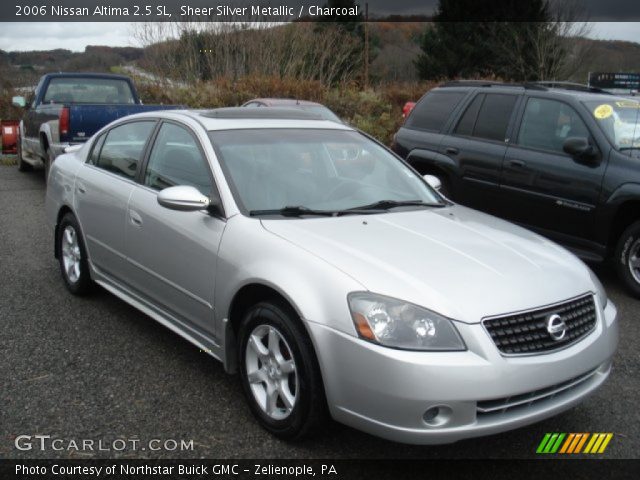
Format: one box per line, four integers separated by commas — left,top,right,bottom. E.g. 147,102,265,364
144,122,213,197
472,94,518,142
96,121,155,180
517,98,590,153
454,94,484,136
406,91,466,132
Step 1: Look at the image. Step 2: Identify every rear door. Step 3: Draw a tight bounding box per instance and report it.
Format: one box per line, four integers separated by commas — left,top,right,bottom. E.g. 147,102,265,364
123,121,225,338
500,96,604,246
438,91,521,214
75,120,156,276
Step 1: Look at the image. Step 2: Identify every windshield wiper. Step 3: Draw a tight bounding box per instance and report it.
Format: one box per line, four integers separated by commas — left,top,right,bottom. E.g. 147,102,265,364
346,199,445,211
250,206,337,217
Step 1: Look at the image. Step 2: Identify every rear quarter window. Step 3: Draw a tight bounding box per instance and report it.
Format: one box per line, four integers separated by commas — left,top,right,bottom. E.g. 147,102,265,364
405,91,467,132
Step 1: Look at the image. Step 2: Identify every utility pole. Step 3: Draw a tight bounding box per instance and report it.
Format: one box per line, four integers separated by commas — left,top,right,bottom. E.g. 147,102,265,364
364,2,369,89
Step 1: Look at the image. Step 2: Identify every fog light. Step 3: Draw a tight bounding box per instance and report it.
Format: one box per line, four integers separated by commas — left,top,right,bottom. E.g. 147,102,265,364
423,405,453,427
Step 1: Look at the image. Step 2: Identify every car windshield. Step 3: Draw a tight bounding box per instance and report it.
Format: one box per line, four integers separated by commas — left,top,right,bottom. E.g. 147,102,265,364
209,129,442,216
583,98,640,151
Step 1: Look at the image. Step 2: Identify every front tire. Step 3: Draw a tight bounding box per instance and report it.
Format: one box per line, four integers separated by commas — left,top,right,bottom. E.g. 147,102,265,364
238,300,327,440
615,220,640,298
56,213,93,295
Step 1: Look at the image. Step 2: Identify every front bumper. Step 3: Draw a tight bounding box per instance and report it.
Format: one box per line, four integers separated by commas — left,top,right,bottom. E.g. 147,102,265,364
308,299,618,444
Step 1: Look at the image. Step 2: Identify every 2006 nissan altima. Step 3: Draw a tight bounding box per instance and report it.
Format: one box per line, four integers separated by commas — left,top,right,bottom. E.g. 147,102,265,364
45,108,618,444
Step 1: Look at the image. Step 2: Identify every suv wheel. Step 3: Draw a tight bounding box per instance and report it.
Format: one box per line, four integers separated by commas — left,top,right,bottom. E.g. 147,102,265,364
238,300,327,440
57,213,93,295
615,220,640,298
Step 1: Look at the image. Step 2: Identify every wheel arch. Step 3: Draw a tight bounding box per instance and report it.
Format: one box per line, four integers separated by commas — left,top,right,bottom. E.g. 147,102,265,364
54,205,75,259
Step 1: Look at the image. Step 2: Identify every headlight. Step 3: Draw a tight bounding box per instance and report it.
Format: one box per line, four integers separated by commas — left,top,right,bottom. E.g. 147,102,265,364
588,268,608,308
348,292,466,351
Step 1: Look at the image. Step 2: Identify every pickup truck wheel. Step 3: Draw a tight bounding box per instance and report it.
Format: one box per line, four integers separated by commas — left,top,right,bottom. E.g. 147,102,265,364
44,148,54,184
238,300,327,440
57,213,93,295
615,220,640,298
16,138,32,172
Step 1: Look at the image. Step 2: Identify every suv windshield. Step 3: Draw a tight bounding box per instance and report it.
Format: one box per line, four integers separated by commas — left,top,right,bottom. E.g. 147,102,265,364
209,129,442,215
583,98,640,150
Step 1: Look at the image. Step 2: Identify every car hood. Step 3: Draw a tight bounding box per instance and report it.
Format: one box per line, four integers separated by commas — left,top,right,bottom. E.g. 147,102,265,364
261,205,595,324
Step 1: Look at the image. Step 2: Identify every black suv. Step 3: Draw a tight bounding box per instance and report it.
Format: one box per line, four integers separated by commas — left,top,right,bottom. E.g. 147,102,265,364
393,81,640,298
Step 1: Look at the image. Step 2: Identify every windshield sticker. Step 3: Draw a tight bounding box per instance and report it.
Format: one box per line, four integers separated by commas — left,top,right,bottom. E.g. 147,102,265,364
594,104,613,119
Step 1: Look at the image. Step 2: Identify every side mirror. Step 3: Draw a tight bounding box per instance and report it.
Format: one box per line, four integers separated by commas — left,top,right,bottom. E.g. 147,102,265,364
563,137,597,162
423,174,442,191
157,185,210,212
12,96,26,108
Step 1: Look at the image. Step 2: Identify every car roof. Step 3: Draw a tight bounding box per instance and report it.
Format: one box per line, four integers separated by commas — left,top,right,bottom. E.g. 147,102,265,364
246,98,325,107
120,107,353,131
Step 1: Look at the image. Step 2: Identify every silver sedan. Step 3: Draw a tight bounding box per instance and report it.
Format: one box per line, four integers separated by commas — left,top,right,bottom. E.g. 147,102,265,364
45,108,618,444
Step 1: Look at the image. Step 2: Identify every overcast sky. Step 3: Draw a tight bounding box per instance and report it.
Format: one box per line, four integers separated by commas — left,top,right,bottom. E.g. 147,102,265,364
0,22,638,52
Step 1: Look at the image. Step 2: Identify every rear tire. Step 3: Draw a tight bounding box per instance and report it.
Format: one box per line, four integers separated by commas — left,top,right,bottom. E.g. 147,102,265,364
238,300,327,440
614,220,640,298
16,137,32,172
56,213,93,295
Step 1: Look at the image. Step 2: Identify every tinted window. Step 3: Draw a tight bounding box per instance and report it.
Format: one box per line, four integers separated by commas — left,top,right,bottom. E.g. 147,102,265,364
43,77,136,104
88,133,106,165
454,94,484,136
145,123,212,196
473,94,517,141
96,122,155,179
518,98,590,153
406,91,466,132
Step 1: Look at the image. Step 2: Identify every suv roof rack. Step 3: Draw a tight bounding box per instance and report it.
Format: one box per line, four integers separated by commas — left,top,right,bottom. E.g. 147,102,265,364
198,107,323,121
530,81,610,94
441,80,610,94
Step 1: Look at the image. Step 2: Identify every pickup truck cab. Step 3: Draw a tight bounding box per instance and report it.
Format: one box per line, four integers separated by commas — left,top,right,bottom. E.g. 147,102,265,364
393,81,640,298
12,72,180,180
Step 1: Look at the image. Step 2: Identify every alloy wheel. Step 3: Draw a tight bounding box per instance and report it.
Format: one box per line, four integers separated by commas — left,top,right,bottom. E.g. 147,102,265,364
629,239,640,285
244,324,298,420
61,225,81,283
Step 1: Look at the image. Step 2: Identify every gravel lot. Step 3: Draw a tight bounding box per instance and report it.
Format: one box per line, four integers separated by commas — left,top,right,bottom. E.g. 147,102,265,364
1,164,638,459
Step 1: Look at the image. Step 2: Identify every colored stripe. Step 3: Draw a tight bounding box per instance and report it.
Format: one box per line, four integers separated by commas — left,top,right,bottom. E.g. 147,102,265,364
550,433,566,453
583,433,599,453
574,433,589,453
567,434,583,453
543,433,559,453
590,433,606,454
559,433,575,453
598,433,613,453
537,433,552,453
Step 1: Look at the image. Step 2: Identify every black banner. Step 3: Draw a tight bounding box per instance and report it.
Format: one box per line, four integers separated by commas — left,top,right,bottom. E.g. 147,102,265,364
1,459,639,480
4,0,640,22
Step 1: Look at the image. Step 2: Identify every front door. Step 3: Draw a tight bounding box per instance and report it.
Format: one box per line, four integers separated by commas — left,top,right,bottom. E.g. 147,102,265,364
124,121,225,338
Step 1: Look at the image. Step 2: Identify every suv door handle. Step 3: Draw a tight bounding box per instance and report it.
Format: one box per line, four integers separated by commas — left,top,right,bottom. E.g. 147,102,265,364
129,209,143,227
445,147,459,155
508,159,526,168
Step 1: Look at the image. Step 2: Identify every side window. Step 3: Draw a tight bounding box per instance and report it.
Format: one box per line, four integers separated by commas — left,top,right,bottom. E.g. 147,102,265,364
96,121,155,179
472,94,518,142
88,133,106,165
405,91,466,132
144,123,213,197
517,98,590,153
454,94,484,136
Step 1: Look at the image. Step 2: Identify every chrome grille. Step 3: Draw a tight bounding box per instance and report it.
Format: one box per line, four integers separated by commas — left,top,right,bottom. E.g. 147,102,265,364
476,369,598,416
483,294,596,355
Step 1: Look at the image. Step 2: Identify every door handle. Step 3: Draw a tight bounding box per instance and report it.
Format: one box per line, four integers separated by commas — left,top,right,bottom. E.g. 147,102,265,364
445,147,459,155
508,159,526,168
129,209,143,226
76,183,86,194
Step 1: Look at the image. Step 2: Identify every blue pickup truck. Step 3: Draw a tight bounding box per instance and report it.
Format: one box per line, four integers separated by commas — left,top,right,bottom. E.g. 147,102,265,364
11,72,181,180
